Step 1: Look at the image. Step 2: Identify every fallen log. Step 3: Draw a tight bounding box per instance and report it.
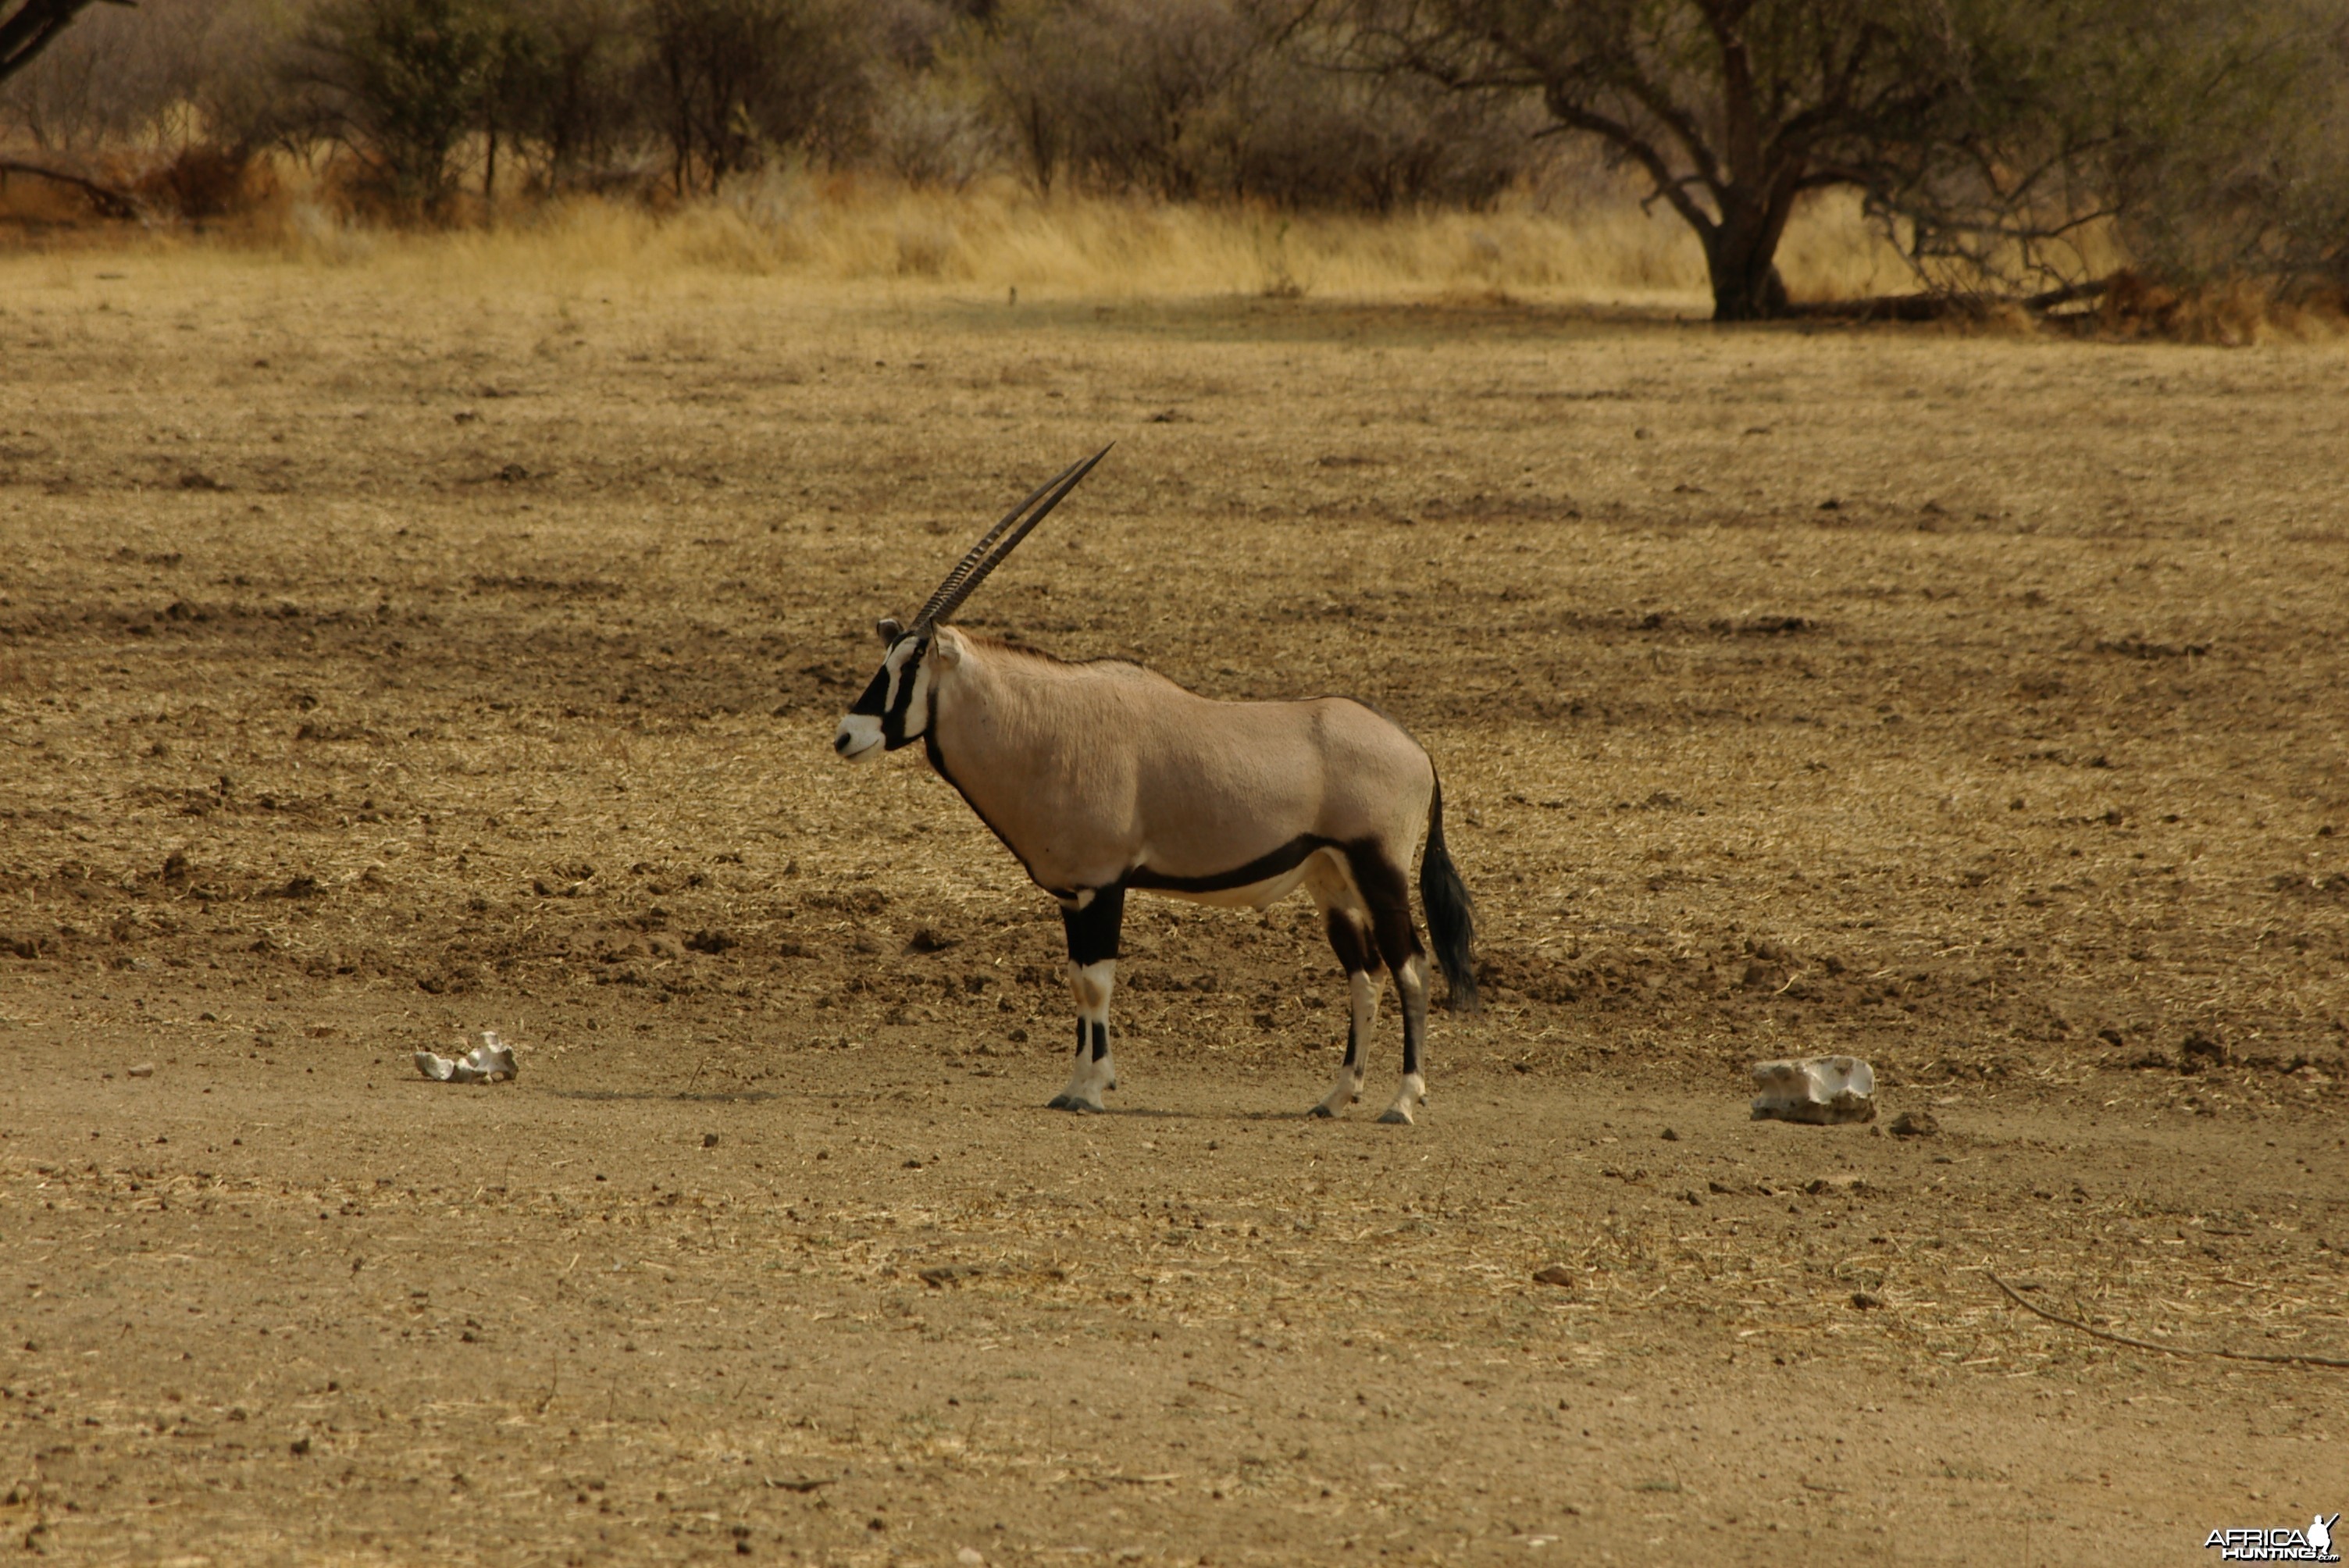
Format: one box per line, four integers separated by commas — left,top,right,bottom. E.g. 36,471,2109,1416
1784,276,2112,323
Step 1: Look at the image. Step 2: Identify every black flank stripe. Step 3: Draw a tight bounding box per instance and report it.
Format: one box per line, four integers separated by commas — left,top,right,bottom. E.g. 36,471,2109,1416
1126,835,1338,895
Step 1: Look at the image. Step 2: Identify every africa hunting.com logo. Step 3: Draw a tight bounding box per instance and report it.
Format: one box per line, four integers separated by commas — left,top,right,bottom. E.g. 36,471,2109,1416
2206,1515,2340,1563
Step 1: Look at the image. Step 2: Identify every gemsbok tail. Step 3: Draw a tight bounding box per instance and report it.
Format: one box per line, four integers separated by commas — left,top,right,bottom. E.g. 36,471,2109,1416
1419,775,1479,1012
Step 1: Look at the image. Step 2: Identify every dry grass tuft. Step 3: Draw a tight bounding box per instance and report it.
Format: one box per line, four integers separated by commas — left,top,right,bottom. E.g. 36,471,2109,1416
86,166,1915,313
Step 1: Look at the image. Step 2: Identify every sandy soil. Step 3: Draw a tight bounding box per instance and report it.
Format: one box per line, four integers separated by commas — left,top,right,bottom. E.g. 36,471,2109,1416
1,255,2345,1566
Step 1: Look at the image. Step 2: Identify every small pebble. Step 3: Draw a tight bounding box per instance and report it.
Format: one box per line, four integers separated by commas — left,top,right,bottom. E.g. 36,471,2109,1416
127,1063,155,1078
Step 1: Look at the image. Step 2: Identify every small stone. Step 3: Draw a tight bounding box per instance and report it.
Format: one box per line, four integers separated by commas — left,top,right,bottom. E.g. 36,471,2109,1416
702,1132,720,1149
1850,1292,1882,1310
1749,1056,1877,1124
1531,1265,1577,1288
415,1031,518,1084
1889,1110,1940,1138
290,1437,311,1456
127,1063,155,1078
957,1550,988,1567
1659,1127,1678,1141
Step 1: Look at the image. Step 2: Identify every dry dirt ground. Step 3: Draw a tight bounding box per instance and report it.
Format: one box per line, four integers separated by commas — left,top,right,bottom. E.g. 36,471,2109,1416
1,253,2345,1566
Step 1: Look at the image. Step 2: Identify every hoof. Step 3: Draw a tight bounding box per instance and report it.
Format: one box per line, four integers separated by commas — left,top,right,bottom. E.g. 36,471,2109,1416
1308,1103,1335,1119
1375,1107,1414,1126
1046,1094,1072,1110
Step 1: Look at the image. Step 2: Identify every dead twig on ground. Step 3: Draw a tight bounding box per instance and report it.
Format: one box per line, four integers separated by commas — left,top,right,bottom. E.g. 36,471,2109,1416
1988,1271,2349,1370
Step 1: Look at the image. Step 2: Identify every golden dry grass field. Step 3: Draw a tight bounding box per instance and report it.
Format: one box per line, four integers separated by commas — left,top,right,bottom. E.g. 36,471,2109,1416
0,241,2345,1566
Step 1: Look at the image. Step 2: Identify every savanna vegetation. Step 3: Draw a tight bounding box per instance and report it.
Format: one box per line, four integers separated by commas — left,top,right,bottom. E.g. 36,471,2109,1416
5,6,2347,1566
3,0,2347,320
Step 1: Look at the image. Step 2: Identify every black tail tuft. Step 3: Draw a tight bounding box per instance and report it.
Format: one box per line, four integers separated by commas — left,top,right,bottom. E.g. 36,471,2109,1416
1419,775,1478,1012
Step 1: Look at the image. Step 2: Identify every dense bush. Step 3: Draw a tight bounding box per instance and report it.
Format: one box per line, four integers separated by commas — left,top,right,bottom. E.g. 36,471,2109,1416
1,0,1540,216
0,0,241,152
639,0,877,193
961,0,1532,208
286,0,502,215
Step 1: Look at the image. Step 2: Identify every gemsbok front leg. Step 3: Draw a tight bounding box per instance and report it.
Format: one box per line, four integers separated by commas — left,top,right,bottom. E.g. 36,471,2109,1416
1049,884,1125,1113
1310,907,1381,1118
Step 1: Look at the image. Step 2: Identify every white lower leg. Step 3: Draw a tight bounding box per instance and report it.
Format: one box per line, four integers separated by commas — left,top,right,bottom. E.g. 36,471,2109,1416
1051,959,1117,1110
1313,971,1379,1117
1380,1071,1428,1124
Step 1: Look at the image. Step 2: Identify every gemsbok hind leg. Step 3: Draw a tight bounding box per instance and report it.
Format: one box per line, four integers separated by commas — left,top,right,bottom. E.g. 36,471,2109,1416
1353,850,1431,1125
1310,907,1382,1118
1049,884,1125,1113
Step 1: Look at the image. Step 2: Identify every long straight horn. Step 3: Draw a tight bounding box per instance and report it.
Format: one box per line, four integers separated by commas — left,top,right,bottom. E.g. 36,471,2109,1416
911,452,1091,631
916,444,1112,631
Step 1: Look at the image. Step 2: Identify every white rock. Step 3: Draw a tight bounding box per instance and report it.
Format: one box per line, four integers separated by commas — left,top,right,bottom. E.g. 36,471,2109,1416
414,1030,519,1085
1750,1055,1876,1124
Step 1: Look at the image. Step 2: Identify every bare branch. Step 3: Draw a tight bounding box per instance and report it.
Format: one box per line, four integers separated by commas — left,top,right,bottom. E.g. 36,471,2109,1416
0,155,137,216
1991,1272,2349,1371
0,0,128,86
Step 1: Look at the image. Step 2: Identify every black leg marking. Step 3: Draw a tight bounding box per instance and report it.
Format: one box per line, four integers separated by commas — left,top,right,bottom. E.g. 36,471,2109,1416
1061,883,1126,967
1324,906,1377,972
1324,908,1376,1070
1310,906,1385,1118
1050,885,1125,1112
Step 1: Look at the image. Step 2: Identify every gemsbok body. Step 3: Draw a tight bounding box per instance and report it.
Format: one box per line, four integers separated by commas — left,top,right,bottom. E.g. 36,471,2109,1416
832,449,1477,1122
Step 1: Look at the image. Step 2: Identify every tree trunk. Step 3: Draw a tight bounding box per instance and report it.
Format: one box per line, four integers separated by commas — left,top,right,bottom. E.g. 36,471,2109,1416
1703,196,1791,321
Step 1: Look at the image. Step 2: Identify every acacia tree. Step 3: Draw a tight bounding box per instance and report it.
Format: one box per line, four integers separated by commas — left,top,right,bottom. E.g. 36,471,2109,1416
1346,0,1995,317
1348,0,2312,319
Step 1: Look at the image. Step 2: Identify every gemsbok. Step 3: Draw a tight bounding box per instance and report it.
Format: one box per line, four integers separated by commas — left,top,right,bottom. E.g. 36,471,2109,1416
832,448,1477,1122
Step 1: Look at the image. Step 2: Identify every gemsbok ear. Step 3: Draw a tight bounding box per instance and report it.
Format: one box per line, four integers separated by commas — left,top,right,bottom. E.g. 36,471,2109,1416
931,628,963,668
876,617,904,643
